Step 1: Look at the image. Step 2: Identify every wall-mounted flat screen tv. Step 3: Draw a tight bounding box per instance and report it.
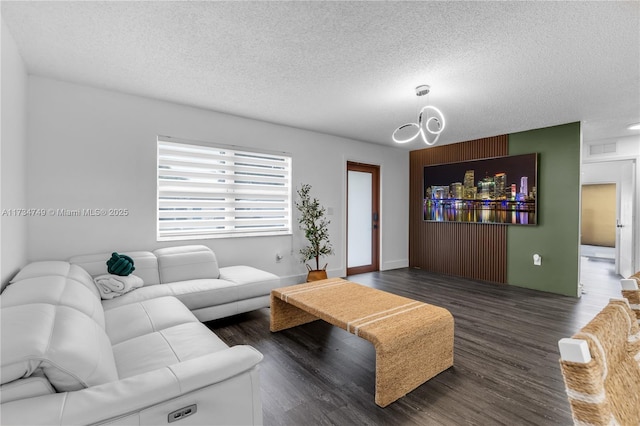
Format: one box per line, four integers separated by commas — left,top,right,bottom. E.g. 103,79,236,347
423,153,538,225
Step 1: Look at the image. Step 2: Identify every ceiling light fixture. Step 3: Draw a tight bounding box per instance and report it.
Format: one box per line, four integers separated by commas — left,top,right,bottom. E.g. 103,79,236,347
627,122,640,130
392,84,445,146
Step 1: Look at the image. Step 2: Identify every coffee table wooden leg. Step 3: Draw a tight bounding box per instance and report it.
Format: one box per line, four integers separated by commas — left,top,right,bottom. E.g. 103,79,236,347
270,294,319,332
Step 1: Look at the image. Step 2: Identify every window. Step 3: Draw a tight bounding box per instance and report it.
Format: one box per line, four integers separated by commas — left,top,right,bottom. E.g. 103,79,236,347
157,136,292,241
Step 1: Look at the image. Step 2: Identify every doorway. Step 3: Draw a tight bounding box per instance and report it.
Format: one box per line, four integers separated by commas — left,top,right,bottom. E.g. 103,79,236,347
580,160,635,295
346,162,380,275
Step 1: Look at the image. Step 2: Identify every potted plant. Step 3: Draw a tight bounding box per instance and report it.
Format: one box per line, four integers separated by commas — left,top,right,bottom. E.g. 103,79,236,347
295,183,334,282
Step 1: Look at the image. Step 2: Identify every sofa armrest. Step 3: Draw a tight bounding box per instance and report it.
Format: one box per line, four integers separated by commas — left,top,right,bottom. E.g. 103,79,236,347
167,344,263,394
1,345,263,426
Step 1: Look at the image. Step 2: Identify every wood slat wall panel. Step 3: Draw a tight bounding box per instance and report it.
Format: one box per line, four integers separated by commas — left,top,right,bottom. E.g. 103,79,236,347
409,136,509,283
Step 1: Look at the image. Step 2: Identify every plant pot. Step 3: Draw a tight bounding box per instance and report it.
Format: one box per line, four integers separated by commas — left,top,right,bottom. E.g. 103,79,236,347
306,264,328,282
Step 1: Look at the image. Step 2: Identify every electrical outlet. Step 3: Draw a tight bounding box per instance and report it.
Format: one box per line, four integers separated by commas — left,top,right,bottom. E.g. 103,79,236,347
533,254,542,266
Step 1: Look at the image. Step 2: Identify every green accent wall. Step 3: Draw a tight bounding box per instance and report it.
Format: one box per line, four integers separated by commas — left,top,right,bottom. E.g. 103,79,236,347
507,122,581,296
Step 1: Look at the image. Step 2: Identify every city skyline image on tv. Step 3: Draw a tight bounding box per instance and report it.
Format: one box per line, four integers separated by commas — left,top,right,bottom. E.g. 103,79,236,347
423,153,538,225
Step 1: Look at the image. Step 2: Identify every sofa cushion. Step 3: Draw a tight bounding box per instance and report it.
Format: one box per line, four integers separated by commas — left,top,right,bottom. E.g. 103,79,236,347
101,284,175,310
2,275,105,329
10,261,73,282
104,296,198,345
101,278,239,312
219,265,281,299
0,371,55,404
70,251,160,285
166,279,239,311
1,304,118,392
112,322,228,379
9,261,100,299
154,245,219,283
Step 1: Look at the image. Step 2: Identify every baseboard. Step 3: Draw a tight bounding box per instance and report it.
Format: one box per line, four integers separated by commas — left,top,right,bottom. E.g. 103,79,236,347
279,267,345,286
279,274,306,286
283,264,409,278
327,267,346,278
381,259,409,271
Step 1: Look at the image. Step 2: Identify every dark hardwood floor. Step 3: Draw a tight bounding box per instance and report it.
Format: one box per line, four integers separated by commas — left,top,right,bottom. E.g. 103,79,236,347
205,260,622,426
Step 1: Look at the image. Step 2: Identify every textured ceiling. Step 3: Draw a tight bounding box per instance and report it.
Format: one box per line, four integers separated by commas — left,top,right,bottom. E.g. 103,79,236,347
2,1,639,148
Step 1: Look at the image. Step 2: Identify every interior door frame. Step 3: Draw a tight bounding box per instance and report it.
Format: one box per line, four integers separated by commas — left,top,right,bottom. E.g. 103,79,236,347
346,161,380,276
580,159,636,277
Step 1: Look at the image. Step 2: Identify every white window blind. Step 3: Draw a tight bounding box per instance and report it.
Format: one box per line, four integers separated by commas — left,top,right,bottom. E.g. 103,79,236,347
157,137,292,240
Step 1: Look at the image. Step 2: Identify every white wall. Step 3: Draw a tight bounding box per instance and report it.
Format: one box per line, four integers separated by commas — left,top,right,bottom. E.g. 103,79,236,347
26,77,409,283
583,135,640,163
1,20,28,288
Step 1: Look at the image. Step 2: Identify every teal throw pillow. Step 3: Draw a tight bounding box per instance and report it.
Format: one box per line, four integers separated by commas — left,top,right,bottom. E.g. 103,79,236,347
106,252,135,276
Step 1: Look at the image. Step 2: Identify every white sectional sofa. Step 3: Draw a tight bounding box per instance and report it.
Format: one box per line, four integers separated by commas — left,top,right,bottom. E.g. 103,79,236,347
0,245,281,425
69,245,281,322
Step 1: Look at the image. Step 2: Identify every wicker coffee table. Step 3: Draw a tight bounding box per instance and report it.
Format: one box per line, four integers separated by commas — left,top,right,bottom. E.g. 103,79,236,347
270,277,454,407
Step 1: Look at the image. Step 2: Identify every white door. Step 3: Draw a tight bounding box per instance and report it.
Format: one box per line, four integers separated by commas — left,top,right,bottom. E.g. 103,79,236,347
348,170,372,268
346,162,380,275
617,160,635,277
